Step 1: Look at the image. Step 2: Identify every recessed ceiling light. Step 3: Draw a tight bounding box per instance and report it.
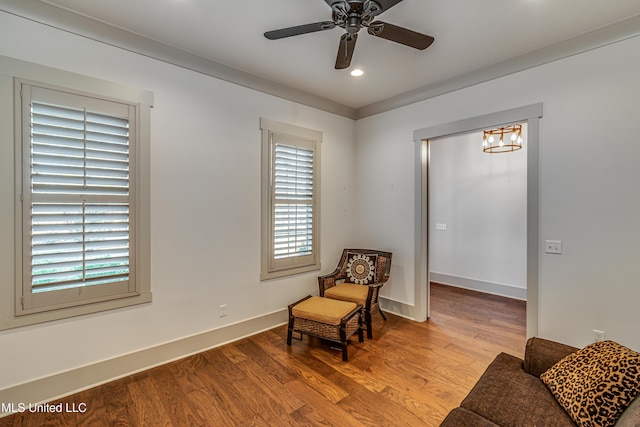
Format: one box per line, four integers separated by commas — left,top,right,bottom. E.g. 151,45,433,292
350,69,364,77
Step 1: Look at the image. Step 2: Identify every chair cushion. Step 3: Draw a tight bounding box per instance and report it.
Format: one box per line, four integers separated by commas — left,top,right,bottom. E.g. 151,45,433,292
541,340,640,427
324,283,369,307
345,252,377,284
291,296,357,326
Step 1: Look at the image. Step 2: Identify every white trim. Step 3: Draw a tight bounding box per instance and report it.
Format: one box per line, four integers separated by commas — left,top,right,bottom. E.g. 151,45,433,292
0,309,288,418
0,2,354,119
260,118,322,280
1,54,153,330
413,103,542,338
356,15,640,118
0,55,153,106
430,273,527,301
260,118,323,142
1,2,639,119
413,104,543,141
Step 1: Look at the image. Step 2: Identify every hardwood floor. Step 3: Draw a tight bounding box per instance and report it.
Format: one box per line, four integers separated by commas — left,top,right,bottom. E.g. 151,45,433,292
1,283,526,426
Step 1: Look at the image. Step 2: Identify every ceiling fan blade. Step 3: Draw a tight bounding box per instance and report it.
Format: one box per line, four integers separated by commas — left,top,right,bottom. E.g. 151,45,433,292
264,21,336,40
324,0,341,7
368,21,434,50
374,0,404,13
335,33,357,69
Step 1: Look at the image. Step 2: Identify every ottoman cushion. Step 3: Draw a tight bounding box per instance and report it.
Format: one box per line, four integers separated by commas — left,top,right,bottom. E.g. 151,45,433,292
292,296,357,326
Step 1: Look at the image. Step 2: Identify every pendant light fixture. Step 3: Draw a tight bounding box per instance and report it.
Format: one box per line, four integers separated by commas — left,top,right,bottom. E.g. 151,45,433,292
482,124,523,153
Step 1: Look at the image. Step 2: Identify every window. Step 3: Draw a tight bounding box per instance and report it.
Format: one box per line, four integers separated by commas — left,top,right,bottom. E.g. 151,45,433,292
6,71,152,328
260,118,321,280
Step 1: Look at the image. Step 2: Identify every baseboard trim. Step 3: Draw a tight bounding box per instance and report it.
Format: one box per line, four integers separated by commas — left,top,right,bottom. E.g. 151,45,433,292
379,297,421,321
0,309,288,418
430,273,527,301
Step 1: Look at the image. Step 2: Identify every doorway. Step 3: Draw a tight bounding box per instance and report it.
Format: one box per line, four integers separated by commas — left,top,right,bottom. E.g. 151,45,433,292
429,129,527,300
412,104,542,338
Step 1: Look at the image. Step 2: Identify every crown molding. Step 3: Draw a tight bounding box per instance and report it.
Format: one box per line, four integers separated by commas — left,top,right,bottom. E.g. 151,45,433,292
0,0,357,119
2,1,639,121
356,13,640,119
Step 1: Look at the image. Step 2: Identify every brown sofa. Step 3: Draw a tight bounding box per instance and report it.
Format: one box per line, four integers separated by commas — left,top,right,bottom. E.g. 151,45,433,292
440,337,640,426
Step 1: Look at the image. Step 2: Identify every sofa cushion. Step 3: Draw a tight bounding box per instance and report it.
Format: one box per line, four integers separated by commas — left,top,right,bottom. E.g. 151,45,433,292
461,352,575,426
541,340,640,427
524,337,579,377
615,395,640,427
440,407,499,427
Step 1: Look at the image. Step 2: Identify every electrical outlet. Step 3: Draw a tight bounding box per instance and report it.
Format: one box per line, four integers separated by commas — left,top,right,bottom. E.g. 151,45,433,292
219,304,227,318
593,329,605,343
545,240,562,254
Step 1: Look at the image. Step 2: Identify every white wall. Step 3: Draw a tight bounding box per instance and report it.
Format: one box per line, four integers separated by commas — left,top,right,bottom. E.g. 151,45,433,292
355,34,640,349
2,7,640,396
429,130,527,297
0,12,356,390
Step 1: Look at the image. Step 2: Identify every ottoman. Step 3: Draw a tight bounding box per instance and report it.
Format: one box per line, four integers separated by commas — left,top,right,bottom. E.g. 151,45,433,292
287,295,363,361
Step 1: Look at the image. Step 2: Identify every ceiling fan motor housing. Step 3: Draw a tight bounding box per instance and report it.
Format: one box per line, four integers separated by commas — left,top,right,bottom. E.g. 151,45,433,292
346,16,361,33
331,0,382,32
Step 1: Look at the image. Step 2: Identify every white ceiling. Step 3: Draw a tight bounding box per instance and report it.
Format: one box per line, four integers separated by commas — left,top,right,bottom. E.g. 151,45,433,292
12,1,640,113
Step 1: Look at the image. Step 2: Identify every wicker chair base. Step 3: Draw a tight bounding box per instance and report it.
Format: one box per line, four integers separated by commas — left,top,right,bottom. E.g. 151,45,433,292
287,296,363,362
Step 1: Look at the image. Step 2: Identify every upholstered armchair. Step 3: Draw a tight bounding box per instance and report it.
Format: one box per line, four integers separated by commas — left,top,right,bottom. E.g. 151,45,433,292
318,249,392,339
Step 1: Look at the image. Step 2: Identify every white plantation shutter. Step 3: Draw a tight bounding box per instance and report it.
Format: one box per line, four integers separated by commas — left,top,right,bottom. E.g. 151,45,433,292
260,119,321,279
273,143,314,259
21,84,138,312
31,203,130,292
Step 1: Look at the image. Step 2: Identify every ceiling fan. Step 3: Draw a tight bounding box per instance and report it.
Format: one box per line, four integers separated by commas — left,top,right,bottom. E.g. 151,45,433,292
264,0,434,69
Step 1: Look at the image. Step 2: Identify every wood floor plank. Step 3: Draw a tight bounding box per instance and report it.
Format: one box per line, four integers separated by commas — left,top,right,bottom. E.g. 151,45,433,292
228,376,297,427
237,338,299,384
191,360,252,424
328,370,427,427
220,344,250,365
380,385,449,426
106,406,135,427
125,374,173,426
165,354,208,394
251,334,350,404
289,404,335,427
200,349,247,384
185,387,235,427
148,366,207,427
6,409,46,427
234,358,305,414
0,283,526,427
285,380,362,427
307,346,387,393
73,386,109,427
101,377,134,416
235,414,271,427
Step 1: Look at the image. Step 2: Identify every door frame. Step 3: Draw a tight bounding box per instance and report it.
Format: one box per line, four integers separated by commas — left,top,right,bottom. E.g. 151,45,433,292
412,103,543,338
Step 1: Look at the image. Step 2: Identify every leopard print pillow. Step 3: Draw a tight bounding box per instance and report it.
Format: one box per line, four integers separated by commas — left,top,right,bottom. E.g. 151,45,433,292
541,340,640,427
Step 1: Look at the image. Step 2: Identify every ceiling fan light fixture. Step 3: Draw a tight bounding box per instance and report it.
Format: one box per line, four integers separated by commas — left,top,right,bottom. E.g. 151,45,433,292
350,68,364,77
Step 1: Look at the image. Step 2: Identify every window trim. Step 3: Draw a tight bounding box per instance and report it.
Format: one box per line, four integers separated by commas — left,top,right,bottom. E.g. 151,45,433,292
260,118,321,280
1,55,152,330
